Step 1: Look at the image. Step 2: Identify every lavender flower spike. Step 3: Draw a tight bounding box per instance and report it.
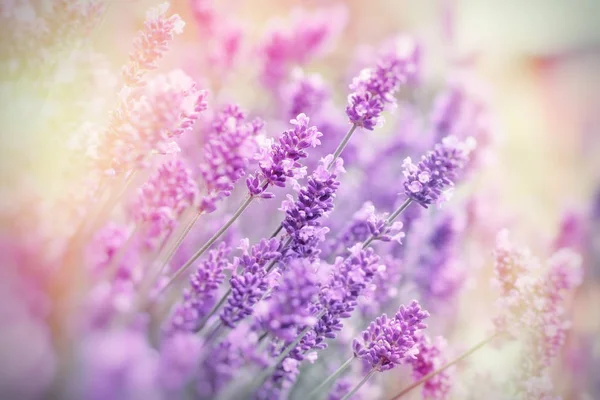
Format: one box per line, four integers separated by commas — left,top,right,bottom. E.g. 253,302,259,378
402,135,476,208
247,113,322,199
346,36,418,130
220,238,281,328
352,300,429,371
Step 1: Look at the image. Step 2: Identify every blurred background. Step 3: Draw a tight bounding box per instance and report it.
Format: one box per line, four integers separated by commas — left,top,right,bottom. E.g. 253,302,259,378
1,0,599,398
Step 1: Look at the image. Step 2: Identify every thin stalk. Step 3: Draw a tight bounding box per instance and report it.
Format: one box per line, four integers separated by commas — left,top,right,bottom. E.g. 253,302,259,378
328,124,357,169
158,194,256,297
361,198,412,249
387,333,500,400
195,288,231,333
341,367,377,400
102,225,139,282
158,210,202,274
270,223,284,238
308,356,355,399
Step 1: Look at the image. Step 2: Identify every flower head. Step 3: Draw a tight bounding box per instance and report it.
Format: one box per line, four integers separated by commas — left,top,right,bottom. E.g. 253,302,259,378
122,3,185,87
402,136,475,207
410,334,452,400
246,113,322,198
199,104,264,213
346,36,418,130
352,300,429,371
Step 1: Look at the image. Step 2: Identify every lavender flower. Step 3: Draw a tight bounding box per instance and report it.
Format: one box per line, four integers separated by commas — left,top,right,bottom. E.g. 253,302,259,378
167,243,231,334
352,300,429,371
130,159,199,247
199,104,264,213
246,113,322,198
158,332,202,391
122,3,186,87
255,259,319,341
280,154,344,260
346,36,418,130
415,213,466,301
326,202,405,258
409,334,452,400
220,239,281,328
284,71,330,119
402,135,476,208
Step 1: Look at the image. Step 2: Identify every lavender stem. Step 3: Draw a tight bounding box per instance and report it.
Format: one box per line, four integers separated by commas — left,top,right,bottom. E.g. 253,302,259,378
308,356,355,399
328,124,357,170
158,193,256,297
341,367,377,400
386,333,500,400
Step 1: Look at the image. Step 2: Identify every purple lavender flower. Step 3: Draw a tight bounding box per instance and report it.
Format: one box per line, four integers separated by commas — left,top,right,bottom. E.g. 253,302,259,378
402,135,475,208
130,159,199,248
246,113,322,199
415,213,466,301
167,243,231,334
78,330,159,400
255,259,319,341
220,238,281,328
199,104,264,213
158,332,203,391
283,70,329,119
409,334,452,400
280,154,344,260
352,300,429,371
346,37,418,130
326,202,405,257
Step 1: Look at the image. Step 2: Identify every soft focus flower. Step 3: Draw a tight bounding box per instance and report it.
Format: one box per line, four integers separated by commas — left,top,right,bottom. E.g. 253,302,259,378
352,300,429,371
122,3,185,87
409,334,452,400
402,135,476,208
198,104,264,213
158,332,202,390
283,70,330,119
255,259,319,341
130,159,199,248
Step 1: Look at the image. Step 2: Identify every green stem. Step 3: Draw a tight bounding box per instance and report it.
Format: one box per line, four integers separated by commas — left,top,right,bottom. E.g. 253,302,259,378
157,210,202,275
308,356,355,399
157,194,256,297
387,334,500,400
341,367,377,400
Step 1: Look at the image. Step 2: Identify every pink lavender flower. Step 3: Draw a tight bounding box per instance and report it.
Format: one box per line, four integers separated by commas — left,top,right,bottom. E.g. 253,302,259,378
346,36,418,130
78,330,159,400
552,209,585,251
122,3,186,87
130,159,199,247
246,113,322,199
281,154,344,260
220,239,281,328
199,104,263,213
352,301,429,371
402,135,476,208
409,334,452,400
259,5,347,88
167,243,231,334
100,71,208,174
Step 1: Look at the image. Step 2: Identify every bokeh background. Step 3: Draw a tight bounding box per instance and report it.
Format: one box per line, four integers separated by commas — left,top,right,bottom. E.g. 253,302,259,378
1,0,599,398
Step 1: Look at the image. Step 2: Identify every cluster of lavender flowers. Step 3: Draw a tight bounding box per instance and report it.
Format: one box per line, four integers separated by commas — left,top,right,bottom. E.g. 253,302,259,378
1,1,590,400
